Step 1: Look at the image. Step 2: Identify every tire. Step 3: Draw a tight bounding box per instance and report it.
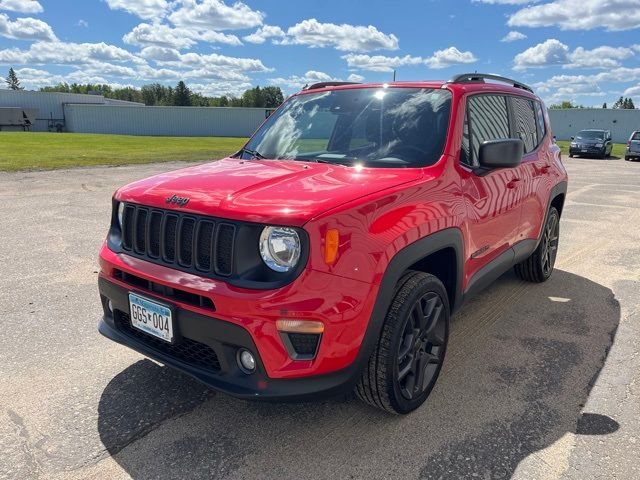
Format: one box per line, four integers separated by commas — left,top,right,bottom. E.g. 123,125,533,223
514,207,560,283
355,271,449,414
568,153,573,158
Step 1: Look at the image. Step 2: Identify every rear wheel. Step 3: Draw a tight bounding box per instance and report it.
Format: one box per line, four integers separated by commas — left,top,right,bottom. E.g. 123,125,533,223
514,207,560,282
355,271,449,414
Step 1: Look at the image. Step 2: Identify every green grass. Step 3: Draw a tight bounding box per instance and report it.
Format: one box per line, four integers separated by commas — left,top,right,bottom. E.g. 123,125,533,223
0,132,247,172
556,140,628,158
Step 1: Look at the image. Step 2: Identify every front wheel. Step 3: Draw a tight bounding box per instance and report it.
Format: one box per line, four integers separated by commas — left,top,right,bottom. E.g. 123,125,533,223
355,272,449,414
514,207,560,282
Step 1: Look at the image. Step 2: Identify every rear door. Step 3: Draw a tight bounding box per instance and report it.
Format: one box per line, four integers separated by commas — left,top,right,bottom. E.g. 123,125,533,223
509,96,549,243
459,94,523,286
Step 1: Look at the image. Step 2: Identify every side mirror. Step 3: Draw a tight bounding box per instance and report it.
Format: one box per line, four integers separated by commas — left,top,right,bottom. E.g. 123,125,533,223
478,139,524,169
570,136,575,141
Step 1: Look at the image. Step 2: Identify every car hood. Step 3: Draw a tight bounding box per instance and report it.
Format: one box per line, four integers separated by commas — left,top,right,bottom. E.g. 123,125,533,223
116,157,424,226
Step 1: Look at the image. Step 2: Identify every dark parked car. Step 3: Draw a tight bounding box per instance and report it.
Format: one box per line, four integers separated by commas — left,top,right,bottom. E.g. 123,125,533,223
625,131,640,161
569,129,613,159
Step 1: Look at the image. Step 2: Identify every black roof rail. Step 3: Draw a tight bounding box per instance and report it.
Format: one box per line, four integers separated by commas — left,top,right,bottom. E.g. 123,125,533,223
303,81,360,91
447,73,534,93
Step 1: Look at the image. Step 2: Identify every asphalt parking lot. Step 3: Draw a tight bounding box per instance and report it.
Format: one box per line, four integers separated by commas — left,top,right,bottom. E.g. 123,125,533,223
1,156,639,480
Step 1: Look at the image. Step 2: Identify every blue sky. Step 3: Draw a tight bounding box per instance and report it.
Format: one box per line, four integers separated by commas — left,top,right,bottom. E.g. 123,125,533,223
1,0,640,105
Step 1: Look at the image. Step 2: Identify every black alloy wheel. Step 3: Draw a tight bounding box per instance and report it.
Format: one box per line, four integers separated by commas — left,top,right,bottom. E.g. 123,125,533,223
540,208,559,277
396,292,447,400
514,206,560,283
355,271,450,414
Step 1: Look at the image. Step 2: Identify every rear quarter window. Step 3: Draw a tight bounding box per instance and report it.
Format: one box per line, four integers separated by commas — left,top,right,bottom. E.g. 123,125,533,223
511,97,539,153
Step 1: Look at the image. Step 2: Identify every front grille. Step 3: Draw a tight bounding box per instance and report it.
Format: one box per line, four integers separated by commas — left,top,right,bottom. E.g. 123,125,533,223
121,203,236,276
113,269,215,311
114,311,221,373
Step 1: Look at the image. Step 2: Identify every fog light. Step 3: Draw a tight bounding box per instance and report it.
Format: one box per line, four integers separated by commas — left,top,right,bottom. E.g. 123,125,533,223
237,349,256,373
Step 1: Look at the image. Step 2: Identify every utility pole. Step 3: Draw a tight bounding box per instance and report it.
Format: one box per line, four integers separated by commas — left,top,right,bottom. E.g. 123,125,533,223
393,70,396,82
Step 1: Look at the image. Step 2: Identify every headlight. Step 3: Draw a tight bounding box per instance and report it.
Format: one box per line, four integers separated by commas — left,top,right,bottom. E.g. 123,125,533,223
117,202,125,229
595,143,603,147
570,142,577,147
259,226,301,272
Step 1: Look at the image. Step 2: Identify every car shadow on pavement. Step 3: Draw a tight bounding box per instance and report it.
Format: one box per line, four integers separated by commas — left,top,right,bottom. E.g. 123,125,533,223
97,269,620,479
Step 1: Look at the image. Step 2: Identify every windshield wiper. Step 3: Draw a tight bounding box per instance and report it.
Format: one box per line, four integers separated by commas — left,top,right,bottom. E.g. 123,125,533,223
292,156,354,165
238,147,266,159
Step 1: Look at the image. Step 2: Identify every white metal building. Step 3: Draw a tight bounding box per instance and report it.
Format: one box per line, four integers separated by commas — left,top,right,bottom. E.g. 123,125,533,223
63,104,270,137
0,89,143,132
0,89,271,137
548,108,640,143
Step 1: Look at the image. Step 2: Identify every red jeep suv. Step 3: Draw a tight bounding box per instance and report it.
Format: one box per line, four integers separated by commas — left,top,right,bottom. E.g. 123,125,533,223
98,73,567,414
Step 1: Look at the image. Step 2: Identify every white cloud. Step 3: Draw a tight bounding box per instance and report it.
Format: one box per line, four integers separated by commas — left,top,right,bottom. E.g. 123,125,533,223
623,84,640,96
139,46,181,62
11,67,135,90
168,0,264,31
343,47,477,72
189,81,252,98
77,19,89,28
501,31,527,42
124,23,195,49
267,72,366,92
568,46,635,69
425,47,477,69
0,0,43,13
243,25,286,44
153,50,270,73
534,68,640,103
514,39,638,70
342,54,425,72
123,22,241,49
284,19,398,52
514,39,569,70
0,13,56,41
85,61,138,78
136,64,181,80
508,0,640,31
0,41,144,66
104,0,169,21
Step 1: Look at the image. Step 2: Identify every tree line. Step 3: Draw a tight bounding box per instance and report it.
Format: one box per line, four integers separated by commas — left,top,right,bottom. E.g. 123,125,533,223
549,98,636,109
5,68,284,108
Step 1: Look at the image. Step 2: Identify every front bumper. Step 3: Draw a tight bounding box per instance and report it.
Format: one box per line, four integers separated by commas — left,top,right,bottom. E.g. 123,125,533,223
98,276,364,401
569,145,606,156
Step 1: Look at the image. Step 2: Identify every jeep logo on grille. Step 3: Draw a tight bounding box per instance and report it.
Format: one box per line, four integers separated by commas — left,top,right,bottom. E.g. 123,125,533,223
166,194,190,207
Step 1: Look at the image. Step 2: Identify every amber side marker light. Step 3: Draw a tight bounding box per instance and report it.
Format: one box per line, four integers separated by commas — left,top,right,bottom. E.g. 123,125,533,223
276,319,325,334
324,228,339,264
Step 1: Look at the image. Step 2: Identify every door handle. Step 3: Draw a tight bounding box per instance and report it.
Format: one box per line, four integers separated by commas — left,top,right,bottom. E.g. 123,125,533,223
506,178,521,189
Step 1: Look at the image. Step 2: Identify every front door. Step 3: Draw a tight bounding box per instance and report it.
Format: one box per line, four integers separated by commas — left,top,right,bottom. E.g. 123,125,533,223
458,94,524,287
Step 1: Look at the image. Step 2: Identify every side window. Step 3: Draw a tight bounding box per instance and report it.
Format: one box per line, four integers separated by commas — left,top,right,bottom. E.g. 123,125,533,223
462,95,510,167
512,97,538,153
534,101,546,140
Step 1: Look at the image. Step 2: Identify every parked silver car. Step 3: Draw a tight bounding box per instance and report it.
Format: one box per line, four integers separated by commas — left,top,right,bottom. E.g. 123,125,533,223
625,131,640,161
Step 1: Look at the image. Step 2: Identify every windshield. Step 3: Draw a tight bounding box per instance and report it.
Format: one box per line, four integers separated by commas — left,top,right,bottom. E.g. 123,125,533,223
240,87,452,168
576,130,605,140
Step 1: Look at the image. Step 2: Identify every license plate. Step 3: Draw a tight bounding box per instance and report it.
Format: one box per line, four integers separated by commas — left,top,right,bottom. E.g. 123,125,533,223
581,149,588,152
129,293,174,343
